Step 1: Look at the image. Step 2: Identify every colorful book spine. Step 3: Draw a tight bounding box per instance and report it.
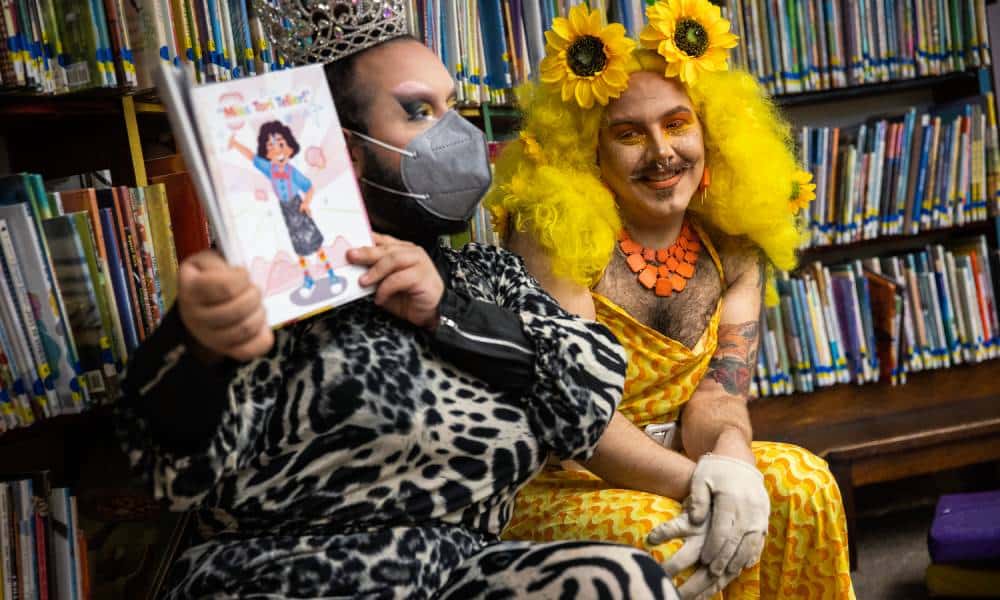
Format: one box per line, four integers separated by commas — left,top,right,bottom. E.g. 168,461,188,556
0,218,57,418
97,207,139,352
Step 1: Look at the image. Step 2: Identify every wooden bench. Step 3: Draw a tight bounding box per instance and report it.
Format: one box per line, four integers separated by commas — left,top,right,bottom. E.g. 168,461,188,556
748,361,1000,569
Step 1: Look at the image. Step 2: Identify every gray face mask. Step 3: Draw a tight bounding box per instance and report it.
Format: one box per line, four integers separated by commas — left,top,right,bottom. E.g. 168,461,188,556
346,110,492,224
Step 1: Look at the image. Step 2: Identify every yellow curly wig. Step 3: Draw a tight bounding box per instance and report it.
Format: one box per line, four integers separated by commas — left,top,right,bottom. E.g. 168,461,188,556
486,49,806,299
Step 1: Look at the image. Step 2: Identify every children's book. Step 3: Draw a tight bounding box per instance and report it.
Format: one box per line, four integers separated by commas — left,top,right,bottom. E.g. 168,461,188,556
156,61,374,327
42,216,113,403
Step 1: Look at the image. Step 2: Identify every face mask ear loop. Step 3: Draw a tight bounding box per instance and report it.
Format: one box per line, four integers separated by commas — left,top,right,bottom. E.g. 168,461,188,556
344,129,418,158
359,177,430,200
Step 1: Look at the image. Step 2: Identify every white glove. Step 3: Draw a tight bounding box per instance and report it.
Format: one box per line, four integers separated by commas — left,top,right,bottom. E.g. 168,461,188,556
648,454,769,600
691,454,769,576
648,507,708,578
648,506,730,600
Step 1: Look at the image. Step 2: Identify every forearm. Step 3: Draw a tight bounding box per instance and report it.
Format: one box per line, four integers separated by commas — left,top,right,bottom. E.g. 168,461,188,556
584,411,696,501
680,391,753,463
681,314,761,463
122,307,234,454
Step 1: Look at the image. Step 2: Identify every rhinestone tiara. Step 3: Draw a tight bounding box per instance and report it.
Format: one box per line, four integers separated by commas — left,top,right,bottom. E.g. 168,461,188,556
253,0,409,65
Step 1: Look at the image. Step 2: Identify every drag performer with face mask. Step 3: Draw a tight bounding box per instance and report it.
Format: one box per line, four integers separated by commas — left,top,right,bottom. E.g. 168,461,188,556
488,2,854,599
113,2,681,598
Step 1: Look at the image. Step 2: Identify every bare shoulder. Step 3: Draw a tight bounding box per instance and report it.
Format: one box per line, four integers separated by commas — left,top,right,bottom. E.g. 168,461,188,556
702,225,763,289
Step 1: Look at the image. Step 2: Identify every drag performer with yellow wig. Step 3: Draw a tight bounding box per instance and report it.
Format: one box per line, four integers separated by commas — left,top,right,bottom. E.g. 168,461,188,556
487,1,855,598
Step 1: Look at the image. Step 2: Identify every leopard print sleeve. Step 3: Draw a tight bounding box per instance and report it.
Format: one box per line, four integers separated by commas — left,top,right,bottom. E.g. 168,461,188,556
115,316,289,511
448,244,627,461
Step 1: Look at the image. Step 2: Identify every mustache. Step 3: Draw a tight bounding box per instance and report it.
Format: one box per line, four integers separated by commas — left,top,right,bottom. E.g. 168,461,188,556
629,160,693,181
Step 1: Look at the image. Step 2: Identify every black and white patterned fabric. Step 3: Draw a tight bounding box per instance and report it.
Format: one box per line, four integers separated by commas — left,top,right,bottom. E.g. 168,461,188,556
116,244,679,599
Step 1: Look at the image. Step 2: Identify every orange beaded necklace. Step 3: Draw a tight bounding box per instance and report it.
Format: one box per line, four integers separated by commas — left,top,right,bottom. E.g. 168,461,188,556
619,221,701,297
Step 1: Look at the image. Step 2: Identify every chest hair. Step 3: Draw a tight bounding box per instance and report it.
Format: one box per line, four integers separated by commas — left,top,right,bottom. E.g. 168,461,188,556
594,248,723,348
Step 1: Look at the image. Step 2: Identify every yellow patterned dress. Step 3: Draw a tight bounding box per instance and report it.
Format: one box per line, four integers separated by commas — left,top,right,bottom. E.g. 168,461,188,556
505,228,855,599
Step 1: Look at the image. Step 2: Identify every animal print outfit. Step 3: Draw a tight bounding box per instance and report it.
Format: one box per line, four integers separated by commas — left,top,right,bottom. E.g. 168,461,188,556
116,243,680,599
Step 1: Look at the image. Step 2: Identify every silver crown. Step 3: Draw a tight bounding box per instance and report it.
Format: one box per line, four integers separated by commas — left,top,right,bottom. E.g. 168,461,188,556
254,0,409,65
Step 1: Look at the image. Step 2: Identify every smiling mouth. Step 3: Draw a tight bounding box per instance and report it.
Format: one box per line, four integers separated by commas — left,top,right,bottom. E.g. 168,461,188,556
632,166,688,190
641,173,683,190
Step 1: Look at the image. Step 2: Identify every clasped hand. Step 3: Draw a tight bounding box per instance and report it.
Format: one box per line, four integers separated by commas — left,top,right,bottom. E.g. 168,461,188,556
647,454,770,600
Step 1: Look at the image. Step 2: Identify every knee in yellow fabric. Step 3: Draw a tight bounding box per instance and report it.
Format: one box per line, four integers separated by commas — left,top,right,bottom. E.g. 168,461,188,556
754,442,843,511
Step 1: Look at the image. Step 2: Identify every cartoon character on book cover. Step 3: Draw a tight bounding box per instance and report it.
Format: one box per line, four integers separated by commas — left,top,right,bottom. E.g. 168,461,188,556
228,121,347,296
191,65,373,326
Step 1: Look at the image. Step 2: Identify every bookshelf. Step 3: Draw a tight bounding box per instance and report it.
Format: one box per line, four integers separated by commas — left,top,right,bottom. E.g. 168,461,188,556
798,219,998,265
0,0,997,588
732,0,1000,565
0,93,164,189
0,81,183,600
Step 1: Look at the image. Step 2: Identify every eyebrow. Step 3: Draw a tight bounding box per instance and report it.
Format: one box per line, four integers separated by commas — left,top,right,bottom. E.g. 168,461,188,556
391,80,435,96
606,106,693,128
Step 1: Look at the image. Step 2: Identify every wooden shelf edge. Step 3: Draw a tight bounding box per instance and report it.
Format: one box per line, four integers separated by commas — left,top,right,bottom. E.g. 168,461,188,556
773,69,983,107
822,416,1000,460
750,359,1000,436
0,405,112,446
798,220,994,264
0,87,158,118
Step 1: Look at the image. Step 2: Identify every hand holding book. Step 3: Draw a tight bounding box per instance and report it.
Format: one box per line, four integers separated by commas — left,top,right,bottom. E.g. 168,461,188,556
177,250,274,364
347,233,444,331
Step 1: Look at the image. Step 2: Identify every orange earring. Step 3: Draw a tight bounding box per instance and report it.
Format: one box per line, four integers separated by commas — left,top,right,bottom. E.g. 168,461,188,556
700,166,711,189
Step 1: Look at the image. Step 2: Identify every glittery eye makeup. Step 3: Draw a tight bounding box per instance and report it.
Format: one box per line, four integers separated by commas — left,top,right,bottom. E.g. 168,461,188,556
662,115,694,136
398,99,435,121
395,92,458,122
613,128,645,146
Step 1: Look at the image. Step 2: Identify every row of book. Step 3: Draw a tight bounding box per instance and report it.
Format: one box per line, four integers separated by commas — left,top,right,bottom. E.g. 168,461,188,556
0,473,88,600
406,0,652,106
0,169,211,434
404,0,994,106
721,0,993,97
798,95,1000,248
6,0,991,99
465,140,506,246
750,235,999,398
0,0,286,93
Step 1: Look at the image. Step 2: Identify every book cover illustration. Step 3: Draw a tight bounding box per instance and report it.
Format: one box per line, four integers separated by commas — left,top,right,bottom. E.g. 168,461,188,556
187,64,373,326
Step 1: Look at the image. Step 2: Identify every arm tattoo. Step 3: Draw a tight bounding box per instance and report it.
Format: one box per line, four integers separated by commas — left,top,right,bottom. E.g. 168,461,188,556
708,321,760,396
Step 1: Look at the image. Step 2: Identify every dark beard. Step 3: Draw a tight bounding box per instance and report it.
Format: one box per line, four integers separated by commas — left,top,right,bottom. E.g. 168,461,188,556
359,145,469,246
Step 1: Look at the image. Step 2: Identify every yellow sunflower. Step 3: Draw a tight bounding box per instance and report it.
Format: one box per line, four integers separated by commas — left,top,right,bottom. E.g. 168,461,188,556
539,4,635,109
789,170,817,214
640,0,738,84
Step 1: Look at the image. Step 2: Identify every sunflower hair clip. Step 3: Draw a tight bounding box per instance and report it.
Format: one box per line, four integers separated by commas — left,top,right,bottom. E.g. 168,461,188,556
539,4,636,109
789,170,817,215
640,0,739,84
